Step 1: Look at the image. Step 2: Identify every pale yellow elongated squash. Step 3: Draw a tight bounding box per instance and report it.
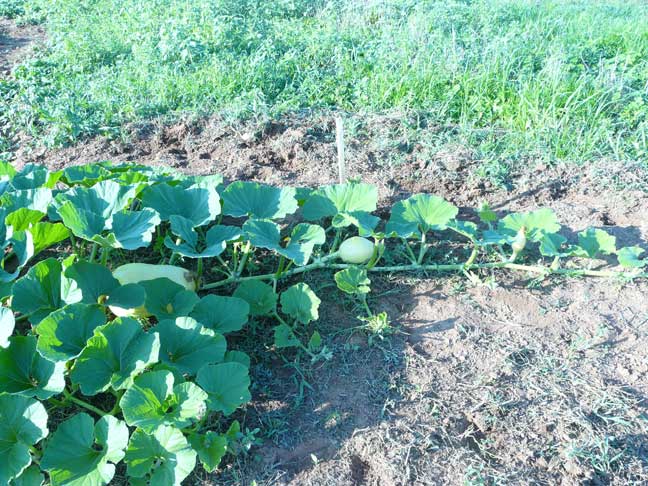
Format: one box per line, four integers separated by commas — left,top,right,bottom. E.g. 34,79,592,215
339,237,375,264
109,263,197,317
113,263,197,290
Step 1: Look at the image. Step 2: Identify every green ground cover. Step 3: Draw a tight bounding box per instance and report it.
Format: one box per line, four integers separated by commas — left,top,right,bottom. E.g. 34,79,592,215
1,0,647,170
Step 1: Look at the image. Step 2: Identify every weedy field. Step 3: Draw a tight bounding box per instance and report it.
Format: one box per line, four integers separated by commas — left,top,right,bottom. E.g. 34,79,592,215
1,1,648,486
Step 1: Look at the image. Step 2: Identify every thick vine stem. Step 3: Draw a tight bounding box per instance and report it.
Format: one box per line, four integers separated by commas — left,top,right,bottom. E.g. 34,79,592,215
62,389,106,416
202,252,339,289
202,256,647,290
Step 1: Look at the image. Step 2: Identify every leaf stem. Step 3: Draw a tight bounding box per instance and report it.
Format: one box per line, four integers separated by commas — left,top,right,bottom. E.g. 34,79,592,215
168,238,182,265
275,255,286,279
100,246,111,266
417,232,428,264
464,245,478,267
108,396,123,416
273,312,317,360
360,294,373,317
29,445,42,460
215,255,233,276
196,258,204,282
330,229,342,253
62,389,106,416
89,243,98,263
401,238,418,264
235,241,252,277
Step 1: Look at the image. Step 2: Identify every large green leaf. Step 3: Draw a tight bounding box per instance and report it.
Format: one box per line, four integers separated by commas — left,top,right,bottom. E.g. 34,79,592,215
11,465,45,486
142,183,220,226
335,267,371,295
11,258,64,324
283,223,327,265
41,414,128,486
331,211,380,236
57,180,136,220
10,164,60,190
302,182,378,220
0,336,65,399
498,208,561,242
57,201,107,240
164,216,241,258
1,188,52,213
280,283,321,324
0,230,36,284
233,280,277,316
120,370,207,432
188,431,228,473
71,318,160,395
64,262,120,304
179,173,224,190
155,317,226,375
34,303,107,362
577,228,617,258
386,194,458,238
140,278,199,320
54,181,138,241
105,283,146,311
273,324,300,349
0,395,48,485
243,219,325,265
0,228,34,284
222,181,297,219
224,350,251,368
28,222,70,255
6,208,45,231
189,295,249,333
0,306,15,348
196,362,251,416
125,425,197,486
61,164,112,186
617,247,647,269
0,160,17,178
94,208,161,251
4,209,68,256
539,233,582,258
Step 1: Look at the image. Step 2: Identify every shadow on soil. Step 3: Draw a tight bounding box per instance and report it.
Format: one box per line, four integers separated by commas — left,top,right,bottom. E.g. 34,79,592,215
210,256,648,486
221,274,421,485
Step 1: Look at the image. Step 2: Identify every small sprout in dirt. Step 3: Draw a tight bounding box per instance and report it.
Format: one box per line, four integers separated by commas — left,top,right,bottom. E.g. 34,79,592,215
360,311,394,345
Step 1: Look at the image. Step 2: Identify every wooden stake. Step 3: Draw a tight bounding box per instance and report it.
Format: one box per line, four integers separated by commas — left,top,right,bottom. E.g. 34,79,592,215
335,116,345,183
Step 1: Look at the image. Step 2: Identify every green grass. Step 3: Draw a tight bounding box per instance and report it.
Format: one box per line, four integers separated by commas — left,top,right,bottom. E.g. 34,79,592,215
0,0,25,17
1,0,647,169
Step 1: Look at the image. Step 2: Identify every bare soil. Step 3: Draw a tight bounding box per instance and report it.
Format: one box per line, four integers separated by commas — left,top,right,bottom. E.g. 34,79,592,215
3,19,648,486
0,17,43,75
